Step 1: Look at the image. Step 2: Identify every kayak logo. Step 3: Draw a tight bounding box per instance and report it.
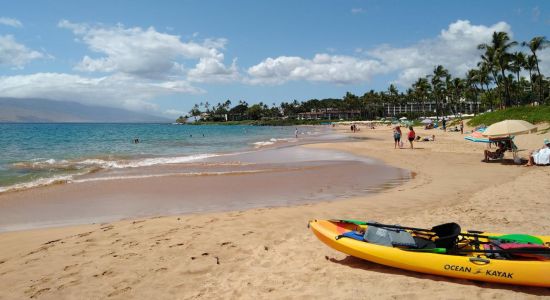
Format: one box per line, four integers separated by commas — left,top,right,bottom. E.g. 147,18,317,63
443,264,471,273
443,264,513,279
486,270,513,279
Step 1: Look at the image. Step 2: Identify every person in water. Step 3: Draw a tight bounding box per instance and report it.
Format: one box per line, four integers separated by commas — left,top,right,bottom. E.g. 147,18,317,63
407,126,415,149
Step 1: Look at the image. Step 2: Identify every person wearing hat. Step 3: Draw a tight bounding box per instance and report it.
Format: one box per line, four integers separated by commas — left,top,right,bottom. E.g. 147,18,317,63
525,138,550,166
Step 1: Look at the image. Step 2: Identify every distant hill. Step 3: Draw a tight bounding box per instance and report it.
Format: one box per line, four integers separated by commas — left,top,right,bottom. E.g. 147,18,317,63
0,98,171,123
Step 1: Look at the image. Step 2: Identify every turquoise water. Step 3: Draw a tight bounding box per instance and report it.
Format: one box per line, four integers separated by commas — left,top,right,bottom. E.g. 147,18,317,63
0,123,320,191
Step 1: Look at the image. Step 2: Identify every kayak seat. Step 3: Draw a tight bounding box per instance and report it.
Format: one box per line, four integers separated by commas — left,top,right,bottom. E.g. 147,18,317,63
432,222,461,249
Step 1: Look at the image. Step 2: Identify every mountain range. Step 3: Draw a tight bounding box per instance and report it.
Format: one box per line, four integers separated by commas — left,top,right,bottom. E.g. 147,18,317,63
0,98,170,123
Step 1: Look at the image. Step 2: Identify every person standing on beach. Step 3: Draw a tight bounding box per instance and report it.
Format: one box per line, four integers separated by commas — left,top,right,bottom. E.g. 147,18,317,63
295,128,298,138
407,126,416,149
442,117,447,132
393,126,402,149
460,120,464,134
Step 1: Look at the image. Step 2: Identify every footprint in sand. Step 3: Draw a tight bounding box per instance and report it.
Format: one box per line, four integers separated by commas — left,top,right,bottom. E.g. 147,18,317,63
122,240,139,248
101,251,116,258
57,279,80,291
26,245,54,256
168,243,184,248
30,287,51,299
93,269,114,277
108,286,132,297
24,258,40,265
113,253,138,259
63,264,78,271
76,231,93,238
43,239,61,245
71,250,86,257
58,271,79,280
101,225,115,232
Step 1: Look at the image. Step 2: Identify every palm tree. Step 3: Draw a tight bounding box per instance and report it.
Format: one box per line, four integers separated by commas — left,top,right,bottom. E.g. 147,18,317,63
510,51,526,104
428,65,449,119
466,69,480,114
479,32,517,108
525,55,538,104
387,84,399,116
412,77,431,116
522,36,549,103
448,77,465,115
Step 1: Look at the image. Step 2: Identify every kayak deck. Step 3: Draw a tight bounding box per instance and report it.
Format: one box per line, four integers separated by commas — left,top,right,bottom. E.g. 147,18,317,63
309,219,550,287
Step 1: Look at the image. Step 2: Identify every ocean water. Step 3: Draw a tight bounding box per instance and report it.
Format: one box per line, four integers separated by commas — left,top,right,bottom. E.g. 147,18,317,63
0,123,330,192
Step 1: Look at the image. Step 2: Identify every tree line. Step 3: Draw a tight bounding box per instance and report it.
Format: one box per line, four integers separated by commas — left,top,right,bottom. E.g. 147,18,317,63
177,33,548,123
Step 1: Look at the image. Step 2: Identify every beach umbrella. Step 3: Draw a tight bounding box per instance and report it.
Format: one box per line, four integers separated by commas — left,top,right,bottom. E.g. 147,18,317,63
421,119,432,124
482,120,537,137
399,117,407,120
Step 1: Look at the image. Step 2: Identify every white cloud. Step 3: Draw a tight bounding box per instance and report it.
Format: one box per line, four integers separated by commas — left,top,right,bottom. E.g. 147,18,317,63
246,20,512,87
0,17,22,28
58,20,238,82
187,57,239,82
0,73,204,112
351,8,365,14
369,20,511,86
247,54,382,85
0,35,44,68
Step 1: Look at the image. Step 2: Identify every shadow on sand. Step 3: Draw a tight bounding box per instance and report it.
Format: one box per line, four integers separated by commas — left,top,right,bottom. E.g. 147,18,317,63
329,256,550,296
481,159,525,165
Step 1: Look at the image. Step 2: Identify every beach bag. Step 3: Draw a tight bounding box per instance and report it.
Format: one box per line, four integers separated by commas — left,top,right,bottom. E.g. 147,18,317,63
364,225,416,247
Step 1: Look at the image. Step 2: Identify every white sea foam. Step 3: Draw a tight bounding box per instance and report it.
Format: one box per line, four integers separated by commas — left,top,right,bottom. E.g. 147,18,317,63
252,138,296,148
70,169,269,184
13,154,218,171
0,174,76,193
2,153,219,194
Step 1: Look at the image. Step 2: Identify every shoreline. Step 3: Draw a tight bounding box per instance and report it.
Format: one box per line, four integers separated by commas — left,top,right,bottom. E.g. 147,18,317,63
0,124,549,298
0,141,409,232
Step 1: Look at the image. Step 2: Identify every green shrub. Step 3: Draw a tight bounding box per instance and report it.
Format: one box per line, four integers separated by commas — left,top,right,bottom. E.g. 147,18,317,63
468,105,550,126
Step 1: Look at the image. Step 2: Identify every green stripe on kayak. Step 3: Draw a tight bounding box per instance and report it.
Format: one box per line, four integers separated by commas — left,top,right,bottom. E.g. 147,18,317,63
488,234,543,245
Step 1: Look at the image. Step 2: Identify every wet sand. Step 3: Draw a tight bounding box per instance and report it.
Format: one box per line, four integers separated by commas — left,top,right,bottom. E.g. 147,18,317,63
0,123,548,299
0,146,408,232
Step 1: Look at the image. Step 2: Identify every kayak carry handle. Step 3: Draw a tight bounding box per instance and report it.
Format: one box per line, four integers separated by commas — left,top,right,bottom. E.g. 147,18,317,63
469,257,490,264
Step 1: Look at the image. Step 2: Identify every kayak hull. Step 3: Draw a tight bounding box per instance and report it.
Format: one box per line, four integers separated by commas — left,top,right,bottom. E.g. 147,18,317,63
309,219,550,287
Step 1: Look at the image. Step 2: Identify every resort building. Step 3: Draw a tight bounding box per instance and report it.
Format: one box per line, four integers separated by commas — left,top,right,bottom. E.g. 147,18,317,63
296,108,361,120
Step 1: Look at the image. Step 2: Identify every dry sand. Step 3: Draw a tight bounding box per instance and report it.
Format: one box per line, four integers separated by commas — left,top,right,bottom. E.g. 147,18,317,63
0,123,549,299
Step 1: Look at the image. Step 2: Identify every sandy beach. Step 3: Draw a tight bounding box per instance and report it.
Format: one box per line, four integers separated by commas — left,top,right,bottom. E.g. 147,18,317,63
0,124,549,299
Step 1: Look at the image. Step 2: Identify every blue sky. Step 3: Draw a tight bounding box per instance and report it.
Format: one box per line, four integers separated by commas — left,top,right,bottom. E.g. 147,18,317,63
0,0,548,117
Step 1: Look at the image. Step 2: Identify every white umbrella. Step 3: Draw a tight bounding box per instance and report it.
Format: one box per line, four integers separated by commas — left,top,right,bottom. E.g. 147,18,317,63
421,118,433,124
482,120,537,137
399,117,407,120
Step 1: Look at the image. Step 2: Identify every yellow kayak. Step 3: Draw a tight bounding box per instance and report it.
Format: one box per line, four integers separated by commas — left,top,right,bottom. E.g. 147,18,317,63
309,219,550,287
